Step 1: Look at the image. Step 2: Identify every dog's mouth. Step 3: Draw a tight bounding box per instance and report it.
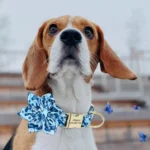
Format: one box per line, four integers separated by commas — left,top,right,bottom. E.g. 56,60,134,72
59,54,80,66
48,54,82,79
64,55,75,60
48,46,91,79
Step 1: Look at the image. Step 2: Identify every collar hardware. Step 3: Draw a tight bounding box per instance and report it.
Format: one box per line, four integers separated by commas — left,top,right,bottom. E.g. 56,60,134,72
89,111,105,128
18,93,105,135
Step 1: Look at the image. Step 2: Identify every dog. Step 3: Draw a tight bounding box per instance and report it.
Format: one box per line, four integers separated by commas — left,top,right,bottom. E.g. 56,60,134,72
4,15,136,150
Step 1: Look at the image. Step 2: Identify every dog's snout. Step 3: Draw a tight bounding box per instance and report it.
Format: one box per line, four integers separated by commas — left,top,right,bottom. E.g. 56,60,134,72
60,29,82,46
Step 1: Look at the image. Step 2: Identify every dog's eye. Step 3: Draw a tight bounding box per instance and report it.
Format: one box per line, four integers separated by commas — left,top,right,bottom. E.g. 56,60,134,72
49,24,58,35
84,27,94,39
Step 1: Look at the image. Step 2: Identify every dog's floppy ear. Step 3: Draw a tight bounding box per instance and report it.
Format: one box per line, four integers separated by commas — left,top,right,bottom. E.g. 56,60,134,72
22,22,48,90
97,26,137,80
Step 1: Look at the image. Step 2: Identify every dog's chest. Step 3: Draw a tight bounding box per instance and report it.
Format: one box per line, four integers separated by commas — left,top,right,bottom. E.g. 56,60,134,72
31,74,97,150
32,128,97,150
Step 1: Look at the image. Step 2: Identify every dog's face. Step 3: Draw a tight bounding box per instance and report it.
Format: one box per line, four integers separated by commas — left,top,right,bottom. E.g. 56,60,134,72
47,16,99,79
22,15,136,90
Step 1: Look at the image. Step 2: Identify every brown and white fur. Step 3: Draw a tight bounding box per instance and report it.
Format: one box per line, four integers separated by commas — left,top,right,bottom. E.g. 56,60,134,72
4,15,137,150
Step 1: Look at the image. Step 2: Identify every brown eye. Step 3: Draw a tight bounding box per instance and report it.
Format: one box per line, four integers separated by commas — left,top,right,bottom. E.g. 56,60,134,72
49,24,58,35
84,27,94,39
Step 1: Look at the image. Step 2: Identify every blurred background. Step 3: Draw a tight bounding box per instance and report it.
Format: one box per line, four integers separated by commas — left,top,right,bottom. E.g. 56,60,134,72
0,0,150,149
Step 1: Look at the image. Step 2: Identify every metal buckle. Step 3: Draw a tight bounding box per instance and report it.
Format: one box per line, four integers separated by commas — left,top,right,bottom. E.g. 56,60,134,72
65,113,85,128
89,111,105,128
65,111,105,129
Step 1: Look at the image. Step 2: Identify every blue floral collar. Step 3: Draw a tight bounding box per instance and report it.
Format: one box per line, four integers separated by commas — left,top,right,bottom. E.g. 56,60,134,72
18,93,103,135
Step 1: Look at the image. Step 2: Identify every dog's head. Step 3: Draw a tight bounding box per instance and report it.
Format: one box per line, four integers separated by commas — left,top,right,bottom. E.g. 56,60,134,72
22,15,136,90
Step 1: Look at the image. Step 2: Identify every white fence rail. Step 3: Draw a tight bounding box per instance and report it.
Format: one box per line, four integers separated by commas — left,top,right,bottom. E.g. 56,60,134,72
1,50,150,95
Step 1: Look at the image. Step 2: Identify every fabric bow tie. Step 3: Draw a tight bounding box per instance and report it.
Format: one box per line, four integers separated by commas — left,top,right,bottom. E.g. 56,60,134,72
18,93,94,135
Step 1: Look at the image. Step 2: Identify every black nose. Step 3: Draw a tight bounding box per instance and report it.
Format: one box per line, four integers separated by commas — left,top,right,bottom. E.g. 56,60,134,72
60,29,82,46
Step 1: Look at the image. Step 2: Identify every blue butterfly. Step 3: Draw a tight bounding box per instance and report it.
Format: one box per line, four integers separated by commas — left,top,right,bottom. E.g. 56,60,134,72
138,132,148,142
104,102,113,114
134,105,140,110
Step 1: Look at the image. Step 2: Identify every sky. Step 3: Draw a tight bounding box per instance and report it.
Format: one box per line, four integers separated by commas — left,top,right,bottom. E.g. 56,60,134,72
0,0,150,73
1,0,150,54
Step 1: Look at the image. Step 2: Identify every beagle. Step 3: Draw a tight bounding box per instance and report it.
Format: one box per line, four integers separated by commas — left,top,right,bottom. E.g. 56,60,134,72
4,15,136,150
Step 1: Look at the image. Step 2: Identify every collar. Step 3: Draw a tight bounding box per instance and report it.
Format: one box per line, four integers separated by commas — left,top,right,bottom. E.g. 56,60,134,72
18,93,105,135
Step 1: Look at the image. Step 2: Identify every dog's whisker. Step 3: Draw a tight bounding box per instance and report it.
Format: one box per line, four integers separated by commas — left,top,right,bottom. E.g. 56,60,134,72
42,58,50,66
90,59,97,67
90,56,98,66
90,52,99,62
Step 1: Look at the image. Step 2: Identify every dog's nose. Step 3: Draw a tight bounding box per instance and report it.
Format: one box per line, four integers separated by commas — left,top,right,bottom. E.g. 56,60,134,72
60,29,82,46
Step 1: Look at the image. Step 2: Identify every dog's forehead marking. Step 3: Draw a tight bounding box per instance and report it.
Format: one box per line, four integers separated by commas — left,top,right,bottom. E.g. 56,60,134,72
66,16,74,28
66,16,88,30
58,16,91,30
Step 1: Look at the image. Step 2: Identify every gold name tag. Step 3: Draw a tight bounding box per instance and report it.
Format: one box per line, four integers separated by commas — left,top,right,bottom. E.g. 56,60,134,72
65,111,105,129
66,113,84,128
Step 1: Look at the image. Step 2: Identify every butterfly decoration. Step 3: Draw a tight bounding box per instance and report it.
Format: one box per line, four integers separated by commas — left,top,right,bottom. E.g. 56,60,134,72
18,92,149,142
104,102,113,114
134,105,140,110
138,132,148,143
103,103,149,143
